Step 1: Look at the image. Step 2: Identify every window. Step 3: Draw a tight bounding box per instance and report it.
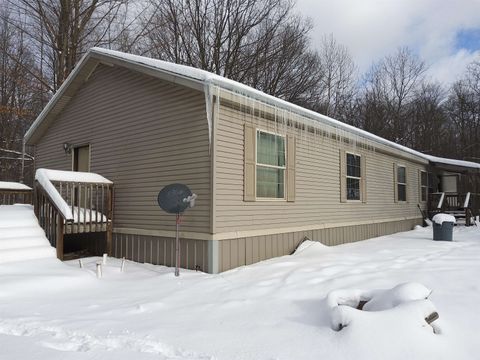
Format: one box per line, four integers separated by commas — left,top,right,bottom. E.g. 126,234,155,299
256,130,285,198
397,166,407,201
420,171,428,202
346,153,361,200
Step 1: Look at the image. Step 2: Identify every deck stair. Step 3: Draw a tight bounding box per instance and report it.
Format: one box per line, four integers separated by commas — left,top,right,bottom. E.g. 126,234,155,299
0,204,56,264
0,172,113,261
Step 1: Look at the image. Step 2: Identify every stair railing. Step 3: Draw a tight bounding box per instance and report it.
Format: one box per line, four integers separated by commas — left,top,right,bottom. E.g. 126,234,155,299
0,184,33,205
34,181,73,260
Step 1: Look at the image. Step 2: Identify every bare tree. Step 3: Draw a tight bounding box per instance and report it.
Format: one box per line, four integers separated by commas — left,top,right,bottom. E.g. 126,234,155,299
315,34,357,121
445,61,480,161
410,82,449,156
0,9,42,182
9,0,128,91
359,47,427,145
141,0,322,108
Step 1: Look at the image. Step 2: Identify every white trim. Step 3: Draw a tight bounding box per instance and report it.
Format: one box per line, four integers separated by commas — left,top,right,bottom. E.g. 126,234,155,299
420,170,428,203
113,215,421,241
255,129,286,200
345,152,362,201
396,165,407,202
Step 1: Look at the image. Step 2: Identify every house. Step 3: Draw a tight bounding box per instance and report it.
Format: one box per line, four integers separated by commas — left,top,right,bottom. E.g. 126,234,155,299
22,48,480,273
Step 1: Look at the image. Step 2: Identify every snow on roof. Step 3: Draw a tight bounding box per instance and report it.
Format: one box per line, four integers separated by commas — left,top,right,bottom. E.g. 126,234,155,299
24,47,480,171
424,155,480,170
0,181,32,191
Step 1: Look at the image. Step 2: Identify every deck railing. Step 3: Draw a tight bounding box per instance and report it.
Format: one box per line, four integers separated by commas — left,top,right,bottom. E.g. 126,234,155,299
0,181,33,205
0,186,33,205
428,192,480,226
33,177,114,259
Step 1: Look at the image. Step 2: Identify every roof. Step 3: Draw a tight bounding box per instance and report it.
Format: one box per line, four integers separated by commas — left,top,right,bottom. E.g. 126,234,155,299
24,47,480,171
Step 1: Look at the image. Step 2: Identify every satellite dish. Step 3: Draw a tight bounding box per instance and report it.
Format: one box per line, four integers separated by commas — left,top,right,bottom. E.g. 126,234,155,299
157,183,196,214
157,183,197,277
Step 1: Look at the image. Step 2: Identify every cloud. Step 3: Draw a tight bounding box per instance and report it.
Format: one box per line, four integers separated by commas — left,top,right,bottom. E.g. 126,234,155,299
295,0,480,84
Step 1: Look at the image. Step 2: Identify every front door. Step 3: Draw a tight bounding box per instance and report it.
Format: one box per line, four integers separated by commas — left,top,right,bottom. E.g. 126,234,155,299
73,145,90,207
73,145,90,172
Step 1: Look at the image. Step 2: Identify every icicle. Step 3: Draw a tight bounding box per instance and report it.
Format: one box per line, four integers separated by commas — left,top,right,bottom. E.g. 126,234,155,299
204,81,214,151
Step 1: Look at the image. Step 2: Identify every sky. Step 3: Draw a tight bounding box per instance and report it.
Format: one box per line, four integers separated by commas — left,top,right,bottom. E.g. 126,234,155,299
294,0,480,85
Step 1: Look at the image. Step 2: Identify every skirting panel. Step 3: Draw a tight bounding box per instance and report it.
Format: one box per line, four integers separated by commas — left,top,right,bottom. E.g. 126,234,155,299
113,218,422,273
112,232,209,273
217,218,423,272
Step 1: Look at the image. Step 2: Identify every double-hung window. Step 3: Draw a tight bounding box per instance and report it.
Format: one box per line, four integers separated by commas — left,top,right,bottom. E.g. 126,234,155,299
256,130,286,199
397,166,407,201
420,171,428,202
346,153,361,200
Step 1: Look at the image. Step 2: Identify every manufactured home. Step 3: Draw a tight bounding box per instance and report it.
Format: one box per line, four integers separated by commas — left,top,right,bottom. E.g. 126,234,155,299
18,48,480,273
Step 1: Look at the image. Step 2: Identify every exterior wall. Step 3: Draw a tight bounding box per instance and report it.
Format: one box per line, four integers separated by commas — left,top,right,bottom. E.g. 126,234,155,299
216,218,422,272
112,232,209,272
214,98,428,236
32,63,430,273
34,64,211,235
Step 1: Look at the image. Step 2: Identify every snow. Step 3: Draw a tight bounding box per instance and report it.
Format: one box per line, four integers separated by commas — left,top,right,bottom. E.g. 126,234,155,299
426,155,480,170
0,181,32,191
0,204,55,264
72,207,107,223
35,168,113,184
1,219,480,359
35,169,74,220
432,213,457,225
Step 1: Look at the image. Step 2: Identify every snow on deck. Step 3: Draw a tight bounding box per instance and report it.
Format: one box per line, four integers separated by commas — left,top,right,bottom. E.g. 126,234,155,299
1,225,480,359
0,205,55,264
0,181,32,191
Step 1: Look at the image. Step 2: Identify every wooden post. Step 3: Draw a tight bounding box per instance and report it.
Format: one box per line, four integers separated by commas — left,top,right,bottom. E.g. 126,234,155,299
105,185,113,256
56,212,64,260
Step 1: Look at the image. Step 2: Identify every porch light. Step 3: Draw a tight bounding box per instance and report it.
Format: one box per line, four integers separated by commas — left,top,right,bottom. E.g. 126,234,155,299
63,142,72,154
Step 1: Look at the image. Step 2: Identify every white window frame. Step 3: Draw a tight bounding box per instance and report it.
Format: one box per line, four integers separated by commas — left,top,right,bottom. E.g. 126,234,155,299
255,129,286,201
346,152,362,202
420,170,428,202
397,165,407,202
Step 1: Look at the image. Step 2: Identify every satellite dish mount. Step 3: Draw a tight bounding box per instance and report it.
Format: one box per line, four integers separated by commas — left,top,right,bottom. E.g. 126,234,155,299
157,183,197,276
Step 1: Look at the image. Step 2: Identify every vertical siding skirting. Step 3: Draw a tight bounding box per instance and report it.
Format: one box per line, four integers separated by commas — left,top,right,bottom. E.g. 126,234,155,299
112,232,209,273
217,218,423,272
113,218,422,273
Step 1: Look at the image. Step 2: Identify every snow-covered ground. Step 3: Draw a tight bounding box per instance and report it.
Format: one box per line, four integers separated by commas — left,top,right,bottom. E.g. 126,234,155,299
1,224,480,359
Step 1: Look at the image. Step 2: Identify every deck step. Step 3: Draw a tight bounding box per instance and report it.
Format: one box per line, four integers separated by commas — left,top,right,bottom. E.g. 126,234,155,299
0,227,45,240
0,245,56,264
0,205,56,264
0,236,52,250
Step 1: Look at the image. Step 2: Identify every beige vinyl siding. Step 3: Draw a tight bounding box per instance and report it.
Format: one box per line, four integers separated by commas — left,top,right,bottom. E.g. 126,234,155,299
35,65,211,233
214,101,427,234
